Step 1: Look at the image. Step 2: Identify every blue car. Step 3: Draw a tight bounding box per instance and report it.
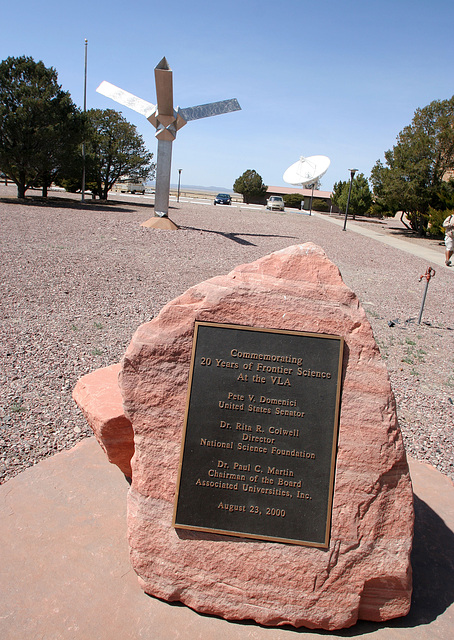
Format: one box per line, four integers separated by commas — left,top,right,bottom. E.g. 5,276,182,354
214,193,231,205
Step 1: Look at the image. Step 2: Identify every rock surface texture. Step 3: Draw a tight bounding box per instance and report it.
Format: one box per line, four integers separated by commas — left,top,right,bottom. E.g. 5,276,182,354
118,243,413,630
73,363,134,478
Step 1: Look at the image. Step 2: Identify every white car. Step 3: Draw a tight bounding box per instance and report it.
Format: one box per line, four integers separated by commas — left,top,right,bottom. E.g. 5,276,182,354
266,196,285,211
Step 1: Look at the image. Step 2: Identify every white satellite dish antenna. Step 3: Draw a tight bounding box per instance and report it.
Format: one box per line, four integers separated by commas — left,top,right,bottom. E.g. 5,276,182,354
283,155,330,186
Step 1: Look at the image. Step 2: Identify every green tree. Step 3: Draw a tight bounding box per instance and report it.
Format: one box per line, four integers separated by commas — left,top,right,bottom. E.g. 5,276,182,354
57,151,98,197
427,179,454,237
331,180,347,212
348,173,373,218
370,96,454,233
233,169,267,204
369,160,400,219
82,108,154,200
331,174,372,218
34,101,84,197
0,55,82,198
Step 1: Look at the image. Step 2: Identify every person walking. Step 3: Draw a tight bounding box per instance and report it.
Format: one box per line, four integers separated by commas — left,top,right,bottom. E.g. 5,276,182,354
443,213,454,266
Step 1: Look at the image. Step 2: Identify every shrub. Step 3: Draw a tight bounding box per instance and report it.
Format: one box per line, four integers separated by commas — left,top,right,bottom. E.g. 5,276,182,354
283,193,304,209
311,198,330,212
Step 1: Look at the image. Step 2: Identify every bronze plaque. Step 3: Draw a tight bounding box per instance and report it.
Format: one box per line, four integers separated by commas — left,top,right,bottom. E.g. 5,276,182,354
173,322,343,548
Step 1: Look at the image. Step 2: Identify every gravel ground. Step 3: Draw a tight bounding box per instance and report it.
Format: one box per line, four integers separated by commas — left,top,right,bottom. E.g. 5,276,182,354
1,186,453,484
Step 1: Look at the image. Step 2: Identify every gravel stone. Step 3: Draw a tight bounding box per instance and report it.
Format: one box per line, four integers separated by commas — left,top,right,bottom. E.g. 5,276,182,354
1,187,453,483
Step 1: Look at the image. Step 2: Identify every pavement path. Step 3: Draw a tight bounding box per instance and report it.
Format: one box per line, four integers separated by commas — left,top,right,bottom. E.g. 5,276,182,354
311,211,451,270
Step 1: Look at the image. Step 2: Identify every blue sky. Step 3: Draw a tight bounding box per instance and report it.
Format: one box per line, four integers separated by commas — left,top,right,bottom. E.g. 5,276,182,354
1,0,453,191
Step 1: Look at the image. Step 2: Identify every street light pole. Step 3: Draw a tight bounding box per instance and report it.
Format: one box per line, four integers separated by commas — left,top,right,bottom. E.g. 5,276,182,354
342,168,358,231
177,168,182,202
81,39,88,203
308,183,315,215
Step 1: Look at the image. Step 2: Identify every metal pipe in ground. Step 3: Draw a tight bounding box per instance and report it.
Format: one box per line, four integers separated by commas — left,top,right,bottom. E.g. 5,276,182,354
418,267,436,324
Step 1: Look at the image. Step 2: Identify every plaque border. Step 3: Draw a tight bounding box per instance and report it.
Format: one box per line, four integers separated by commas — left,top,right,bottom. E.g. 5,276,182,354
172,321,344,548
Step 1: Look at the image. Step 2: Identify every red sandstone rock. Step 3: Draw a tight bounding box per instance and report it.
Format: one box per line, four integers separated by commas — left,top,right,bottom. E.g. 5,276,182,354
141,216,179,230
119,243,414,630
73,363,134,478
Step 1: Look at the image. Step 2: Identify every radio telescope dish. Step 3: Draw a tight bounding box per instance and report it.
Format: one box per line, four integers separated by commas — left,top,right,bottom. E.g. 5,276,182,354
283,155,330,186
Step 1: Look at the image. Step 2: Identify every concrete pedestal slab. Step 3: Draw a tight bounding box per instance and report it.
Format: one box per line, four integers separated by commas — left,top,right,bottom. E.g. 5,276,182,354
0,438,453,639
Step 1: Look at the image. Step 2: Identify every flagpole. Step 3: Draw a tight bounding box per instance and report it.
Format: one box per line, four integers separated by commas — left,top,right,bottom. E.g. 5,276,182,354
81,39,88,202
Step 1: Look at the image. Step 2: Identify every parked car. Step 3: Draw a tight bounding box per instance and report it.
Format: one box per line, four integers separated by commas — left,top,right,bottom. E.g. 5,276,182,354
214,193,231,205
266,196,285,211
111,178,146,194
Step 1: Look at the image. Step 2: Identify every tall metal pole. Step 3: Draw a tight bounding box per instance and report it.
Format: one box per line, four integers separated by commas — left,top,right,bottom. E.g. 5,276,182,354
81,39,88,203
177,168,182,202
309,183,315,215
342,168,357,231
154,139,173,217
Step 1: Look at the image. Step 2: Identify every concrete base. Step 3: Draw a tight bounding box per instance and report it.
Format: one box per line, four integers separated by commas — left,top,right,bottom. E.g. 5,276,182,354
0,438,453,640
141,216,179,230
